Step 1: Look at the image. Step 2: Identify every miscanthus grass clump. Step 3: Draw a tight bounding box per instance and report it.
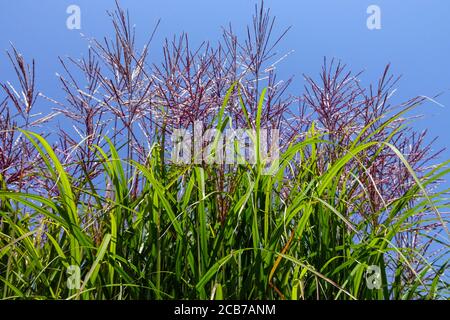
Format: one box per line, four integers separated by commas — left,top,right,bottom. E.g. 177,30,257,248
0,2,448,299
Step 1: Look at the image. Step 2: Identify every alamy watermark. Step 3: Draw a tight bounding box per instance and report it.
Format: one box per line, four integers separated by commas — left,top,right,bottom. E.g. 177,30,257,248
66,5,81,30
67,265,81,290
171,121,280,175
365,265,382,290
367,5,382,30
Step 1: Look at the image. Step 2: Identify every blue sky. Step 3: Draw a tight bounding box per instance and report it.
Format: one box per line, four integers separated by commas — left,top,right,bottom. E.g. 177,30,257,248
1,0,449,174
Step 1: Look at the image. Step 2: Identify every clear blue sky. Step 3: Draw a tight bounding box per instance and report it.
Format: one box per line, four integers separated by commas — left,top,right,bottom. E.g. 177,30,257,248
1,0,449,175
